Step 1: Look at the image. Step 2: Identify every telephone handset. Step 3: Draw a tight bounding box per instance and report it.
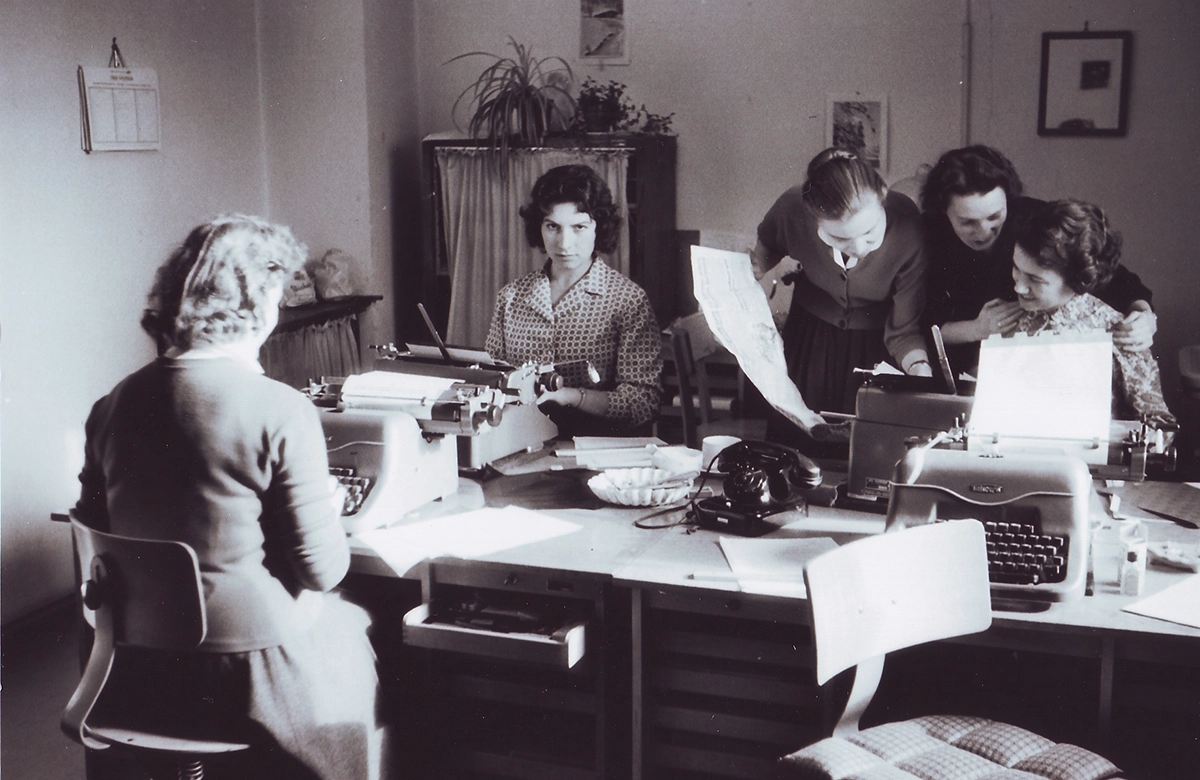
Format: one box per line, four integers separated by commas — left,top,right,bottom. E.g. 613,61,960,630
715,440,823,508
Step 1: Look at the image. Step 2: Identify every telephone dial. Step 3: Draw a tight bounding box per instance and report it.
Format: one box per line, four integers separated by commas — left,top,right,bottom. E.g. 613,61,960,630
695,441,824,536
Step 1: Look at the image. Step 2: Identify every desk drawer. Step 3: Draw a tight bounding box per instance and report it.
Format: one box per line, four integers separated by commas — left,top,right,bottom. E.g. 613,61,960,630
403,603,587,669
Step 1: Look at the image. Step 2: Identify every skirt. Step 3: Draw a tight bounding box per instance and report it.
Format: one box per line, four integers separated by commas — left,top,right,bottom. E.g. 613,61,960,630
92,592,389,780
766,304,886,451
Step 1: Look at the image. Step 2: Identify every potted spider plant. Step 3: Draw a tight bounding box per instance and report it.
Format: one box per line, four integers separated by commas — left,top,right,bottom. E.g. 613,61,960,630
448,37,574,162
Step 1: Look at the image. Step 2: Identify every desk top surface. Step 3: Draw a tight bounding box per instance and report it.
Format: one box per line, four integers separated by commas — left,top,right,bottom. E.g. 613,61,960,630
348,454,1200,641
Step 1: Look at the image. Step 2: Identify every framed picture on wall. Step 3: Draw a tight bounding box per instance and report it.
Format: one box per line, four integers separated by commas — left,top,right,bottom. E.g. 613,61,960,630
580,0,630,65
1038,31,1132,137
826,94,888,171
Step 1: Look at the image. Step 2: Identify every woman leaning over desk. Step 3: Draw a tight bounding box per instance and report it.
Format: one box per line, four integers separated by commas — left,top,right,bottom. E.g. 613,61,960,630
921,145,1155,376
485,164,662,437
1010,199,1173,426
75,215,386,780
752,147,931,444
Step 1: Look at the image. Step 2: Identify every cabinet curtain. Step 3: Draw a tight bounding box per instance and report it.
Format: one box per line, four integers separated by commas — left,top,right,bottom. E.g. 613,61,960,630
261,315,362,389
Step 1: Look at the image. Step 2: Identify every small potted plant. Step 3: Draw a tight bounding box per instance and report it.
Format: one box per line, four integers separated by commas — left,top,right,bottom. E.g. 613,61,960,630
447,37,575,161
573,79,676,136
575,78,637,133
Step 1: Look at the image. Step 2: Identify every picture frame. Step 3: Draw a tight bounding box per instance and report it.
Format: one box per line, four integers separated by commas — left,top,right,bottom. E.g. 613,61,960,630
826,94,888,172
1038,31,1132,137
580,0,630,66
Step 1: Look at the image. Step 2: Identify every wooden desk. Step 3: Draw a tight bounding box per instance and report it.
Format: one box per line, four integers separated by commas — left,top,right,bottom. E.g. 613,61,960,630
348,471,1200,780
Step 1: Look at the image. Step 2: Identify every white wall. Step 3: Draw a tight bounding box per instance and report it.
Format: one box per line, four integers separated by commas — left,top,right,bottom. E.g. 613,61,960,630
1,0,268,622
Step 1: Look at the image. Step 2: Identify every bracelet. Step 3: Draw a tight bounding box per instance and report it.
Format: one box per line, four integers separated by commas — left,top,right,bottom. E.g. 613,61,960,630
577,388,587,408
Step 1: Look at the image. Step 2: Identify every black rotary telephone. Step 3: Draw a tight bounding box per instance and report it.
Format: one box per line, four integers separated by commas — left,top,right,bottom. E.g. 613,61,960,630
695,441,824,536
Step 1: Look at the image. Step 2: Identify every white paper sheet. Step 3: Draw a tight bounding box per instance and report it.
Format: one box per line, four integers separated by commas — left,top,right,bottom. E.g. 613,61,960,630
1122,574,1200,630
356,506,581,577
689,246,819,429
968,331,1113,464
715,536,839,597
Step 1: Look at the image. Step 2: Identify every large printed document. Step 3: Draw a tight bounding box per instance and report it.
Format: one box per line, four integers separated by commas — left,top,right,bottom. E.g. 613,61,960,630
690,246,821,429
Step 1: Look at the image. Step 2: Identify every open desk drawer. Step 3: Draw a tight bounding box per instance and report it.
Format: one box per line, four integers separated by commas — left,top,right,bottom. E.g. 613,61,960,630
402,603,587,669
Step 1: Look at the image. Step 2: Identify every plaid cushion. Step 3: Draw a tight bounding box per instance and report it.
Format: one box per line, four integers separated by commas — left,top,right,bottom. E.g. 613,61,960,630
781,716,1123,780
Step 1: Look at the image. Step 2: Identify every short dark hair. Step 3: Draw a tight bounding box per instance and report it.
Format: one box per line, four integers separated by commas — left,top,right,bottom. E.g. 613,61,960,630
920,145,1024,214
141,214,306,350
800,147,889,221
1014,200,1121,294
520,165,622,254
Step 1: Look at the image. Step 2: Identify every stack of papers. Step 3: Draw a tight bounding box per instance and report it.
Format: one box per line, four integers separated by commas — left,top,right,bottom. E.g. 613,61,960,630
356,506,581,577
1123,575,1200,629
715,537,839,597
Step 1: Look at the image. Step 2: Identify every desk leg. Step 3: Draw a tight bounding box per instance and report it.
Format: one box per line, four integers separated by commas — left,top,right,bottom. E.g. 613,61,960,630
1098,635,1115,748
631,588,643,780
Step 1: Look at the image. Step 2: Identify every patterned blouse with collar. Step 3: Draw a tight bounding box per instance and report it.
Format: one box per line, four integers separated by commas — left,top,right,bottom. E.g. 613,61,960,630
1013,293,1172,421
485,258,662,427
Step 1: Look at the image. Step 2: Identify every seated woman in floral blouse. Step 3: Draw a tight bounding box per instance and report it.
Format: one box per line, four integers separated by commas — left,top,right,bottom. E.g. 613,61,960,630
1011,199,1174,425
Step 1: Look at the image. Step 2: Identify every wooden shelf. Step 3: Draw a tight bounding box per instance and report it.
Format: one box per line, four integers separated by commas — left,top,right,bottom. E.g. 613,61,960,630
276,294,382,333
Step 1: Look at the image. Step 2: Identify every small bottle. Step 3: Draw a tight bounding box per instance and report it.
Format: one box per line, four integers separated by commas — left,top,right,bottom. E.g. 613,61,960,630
1120,550,1143,596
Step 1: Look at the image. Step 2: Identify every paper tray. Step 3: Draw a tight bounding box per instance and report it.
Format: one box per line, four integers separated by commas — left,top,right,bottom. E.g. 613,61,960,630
402,603,587,669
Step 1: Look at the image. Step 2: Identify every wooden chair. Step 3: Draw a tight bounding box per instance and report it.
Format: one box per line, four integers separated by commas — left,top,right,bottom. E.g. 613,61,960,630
666,312,766,449
783,521,1126,780
62,512,252,779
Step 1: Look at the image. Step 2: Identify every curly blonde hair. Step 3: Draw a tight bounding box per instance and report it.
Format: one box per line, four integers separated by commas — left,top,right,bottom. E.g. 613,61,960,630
141,214,307,351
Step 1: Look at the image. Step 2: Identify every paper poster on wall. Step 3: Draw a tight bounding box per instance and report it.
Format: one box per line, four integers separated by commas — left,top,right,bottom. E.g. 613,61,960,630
78,66,161,153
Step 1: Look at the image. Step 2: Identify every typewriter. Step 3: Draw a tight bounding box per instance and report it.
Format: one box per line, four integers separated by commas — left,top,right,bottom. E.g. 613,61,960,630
884,446,1093,610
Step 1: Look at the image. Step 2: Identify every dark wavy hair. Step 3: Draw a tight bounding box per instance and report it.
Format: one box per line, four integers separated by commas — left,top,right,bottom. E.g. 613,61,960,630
920,145,1024,214
141,214,307,351
520,165,622,254
800,147,889,221
1014,200,1121,294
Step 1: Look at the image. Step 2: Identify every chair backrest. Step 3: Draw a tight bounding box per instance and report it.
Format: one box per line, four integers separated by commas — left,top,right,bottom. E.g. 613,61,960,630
63,512,208,749
803,521,992,733
71,512,207,649
668,313,748,448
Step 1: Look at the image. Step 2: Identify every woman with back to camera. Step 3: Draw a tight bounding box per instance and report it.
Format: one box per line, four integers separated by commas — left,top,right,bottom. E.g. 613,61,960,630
485,164,662,437
75,215,386,780
751,147,931,448
921,145,1155,376
1010,199,1173,424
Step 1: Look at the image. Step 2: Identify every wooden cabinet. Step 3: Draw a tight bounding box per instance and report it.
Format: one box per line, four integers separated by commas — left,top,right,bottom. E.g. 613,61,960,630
633,588,828,780
404,560,630,780
417,134,678,343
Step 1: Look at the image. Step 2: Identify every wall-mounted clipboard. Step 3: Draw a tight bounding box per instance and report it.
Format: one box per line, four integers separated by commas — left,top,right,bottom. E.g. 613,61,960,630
78,66,161,152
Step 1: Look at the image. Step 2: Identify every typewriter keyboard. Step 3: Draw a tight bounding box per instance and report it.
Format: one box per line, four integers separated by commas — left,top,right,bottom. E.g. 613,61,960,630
983,520,1068,585
330,467,373,517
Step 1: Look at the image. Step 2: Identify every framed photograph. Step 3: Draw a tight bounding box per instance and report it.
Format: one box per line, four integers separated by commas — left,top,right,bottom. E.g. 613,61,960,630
826,94,888,171
1038,31,1132,137
580,0,630,65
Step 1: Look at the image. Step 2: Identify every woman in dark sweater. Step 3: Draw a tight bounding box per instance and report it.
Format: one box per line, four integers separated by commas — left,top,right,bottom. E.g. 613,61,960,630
75,215,386,780
753,147,930,446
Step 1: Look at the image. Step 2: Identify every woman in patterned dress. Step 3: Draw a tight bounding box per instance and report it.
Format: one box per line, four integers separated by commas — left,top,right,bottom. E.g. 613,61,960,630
485,164,663,437
1011,200,1173,424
